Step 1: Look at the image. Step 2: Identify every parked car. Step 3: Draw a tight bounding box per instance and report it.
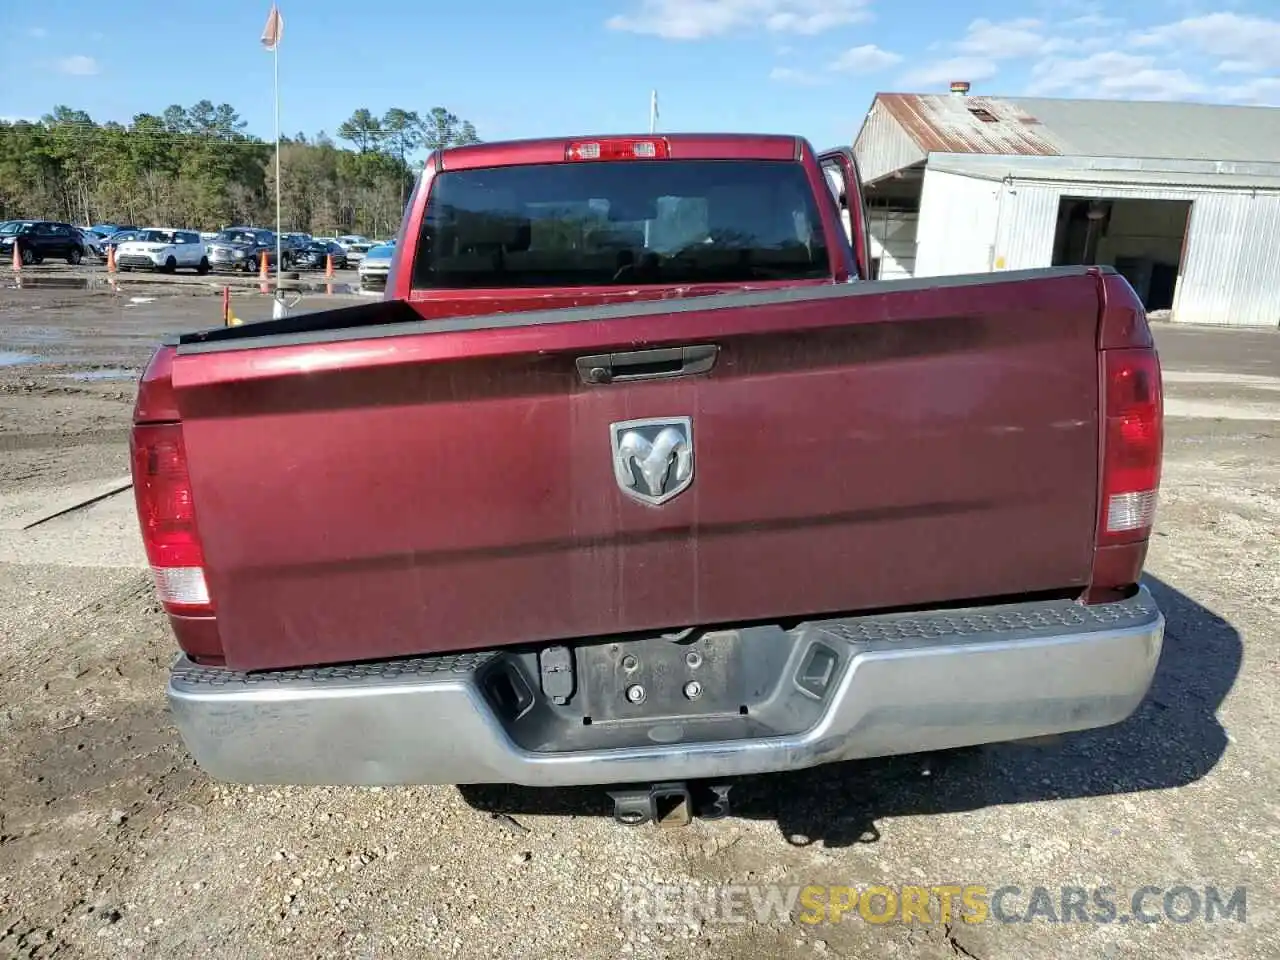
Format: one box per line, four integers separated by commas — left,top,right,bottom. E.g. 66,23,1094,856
344,242,374,264
101,229,145,260
0,220,87,264
206,227,287,273
76,228,108,259
115,228,210,274
293,239,347,271
132,134,1165,813
335,234,371,251
0,221,30,258
90,223,138,236
357,243,394,288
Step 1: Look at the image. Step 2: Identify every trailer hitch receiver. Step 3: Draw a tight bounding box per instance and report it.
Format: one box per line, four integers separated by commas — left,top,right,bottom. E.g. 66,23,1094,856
608,782,691,826
607,782,733,826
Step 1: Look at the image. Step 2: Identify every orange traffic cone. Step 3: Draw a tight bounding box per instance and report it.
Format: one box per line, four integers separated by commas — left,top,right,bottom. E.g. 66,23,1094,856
258,250,270,294
222,287,243,326
106,245,116,273
12,241,21,273
325,253,334,278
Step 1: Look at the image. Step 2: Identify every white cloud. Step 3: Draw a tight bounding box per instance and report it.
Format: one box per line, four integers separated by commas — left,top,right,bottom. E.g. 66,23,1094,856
897,14,1108,91
830,43,901,73
956,18,1048,59
1062,13,1121,29
898,56,998,90
1215,76,1280,106
1016,12,1280,105
1034,0,1108,14
1132,12,1280,74
1027,51,1206,100
56,55,99,76
879,9,1276,106
949,15,1121,61
769,66,825,85
607,0,871,40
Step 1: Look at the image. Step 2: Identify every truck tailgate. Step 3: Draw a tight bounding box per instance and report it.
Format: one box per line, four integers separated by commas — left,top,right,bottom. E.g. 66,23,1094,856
175,270,1102,671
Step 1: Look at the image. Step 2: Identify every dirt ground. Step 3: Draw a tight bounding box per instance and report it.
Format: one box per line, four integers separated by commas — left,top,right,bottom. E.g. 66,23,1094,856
0,275,1276,959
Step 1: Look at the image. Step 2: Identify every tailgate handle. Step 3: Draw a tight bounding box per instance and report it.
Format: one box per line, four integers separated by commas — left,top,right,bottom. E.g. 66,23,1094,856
576,345,719,384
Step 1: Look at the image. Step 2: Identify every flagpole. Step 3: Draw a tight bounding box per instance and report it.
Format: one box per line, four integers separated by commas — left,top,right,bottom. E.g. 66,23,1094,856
273,40,282,292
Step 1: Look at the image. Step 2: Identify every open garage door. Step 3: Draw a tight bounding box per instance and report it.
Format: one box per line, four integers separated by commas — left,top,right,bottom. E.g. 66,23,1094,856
1052,197,1191,311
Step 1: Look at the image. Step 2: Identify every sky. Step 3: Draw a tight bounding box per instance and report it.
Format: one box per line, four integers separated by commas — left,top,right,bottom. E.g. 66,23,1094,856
2,0,1278,153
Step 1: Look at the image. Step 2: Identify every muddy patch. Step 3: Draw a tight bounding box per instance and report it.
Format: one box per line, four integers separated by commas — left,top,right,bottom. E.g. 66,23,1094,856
54,369,137,383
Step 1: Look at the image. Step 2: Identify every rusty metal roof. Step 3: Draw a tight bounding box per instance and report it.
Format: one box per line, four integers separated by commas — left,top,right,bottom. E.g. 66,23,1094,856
877,94,1064,157
873,93,1280,164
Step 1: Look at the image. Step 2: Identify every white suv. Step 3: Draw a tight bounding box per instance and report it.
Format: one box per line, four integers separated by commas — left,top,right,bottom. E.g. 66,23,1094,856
116,229,210,274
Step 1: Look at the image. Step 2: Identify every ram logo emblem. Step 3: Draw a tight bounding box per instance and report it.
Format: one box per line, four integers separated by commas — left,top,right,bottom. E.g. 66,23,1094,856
610,417,694,506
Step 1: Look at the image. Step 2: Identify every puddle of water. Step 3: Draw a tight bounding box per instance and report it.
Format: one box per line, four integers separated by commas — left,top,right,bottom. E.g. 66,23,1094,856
1,276,107,291
275,281,360,295
3,272,364,296
0,350,41,367
56,368,137,382
8,327,71,344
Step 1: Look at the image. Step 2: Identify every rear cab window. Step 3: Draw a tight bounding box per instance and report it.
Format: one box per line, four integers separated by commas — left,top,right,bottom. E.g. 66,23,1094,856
411,158,831,289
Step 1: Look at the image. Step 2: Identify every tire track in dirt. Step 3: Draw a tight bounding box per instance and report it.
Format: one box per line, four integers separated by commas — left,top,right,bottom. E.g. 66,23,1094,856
0,430,130,454
0,572,206,959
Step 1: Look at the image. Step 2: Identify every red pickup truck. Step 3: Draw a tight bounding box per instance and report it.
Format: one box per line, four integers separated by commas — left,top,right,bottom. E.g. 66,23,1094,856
131,134,1165,819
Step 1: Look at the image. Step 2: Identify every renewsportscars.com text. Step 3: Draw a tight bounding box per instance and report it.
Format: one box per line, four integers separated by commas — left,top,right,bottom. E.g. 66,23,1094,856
620,882,1247,926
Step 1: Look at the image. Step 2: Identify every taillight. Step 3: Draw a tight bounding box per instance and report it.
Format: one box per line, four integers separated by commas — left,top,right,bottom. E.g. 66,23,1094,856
1098,348,1163,545
130,423,212,615
565,138,670,161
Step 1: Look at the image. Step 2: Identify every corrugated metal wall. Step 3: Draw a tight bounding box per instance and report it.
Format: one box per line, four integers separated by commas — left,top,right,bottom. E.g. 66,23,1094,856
914,170,1002,276
854,103,926,185
916,170,1280,327
1176,192,1280,327
993,181,1280,327
991,183,1058,271
867,210,918,279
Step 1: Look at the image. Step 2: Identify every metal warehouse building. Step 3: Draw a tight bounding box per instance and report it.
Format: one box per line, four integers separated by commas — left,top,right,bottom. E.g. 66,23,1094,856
853,92,1280,327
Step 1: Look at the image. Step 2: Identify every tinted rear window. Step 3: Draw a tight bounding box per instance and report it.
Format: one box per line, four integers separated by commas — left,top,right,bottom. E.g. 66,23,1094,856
411,160,830,289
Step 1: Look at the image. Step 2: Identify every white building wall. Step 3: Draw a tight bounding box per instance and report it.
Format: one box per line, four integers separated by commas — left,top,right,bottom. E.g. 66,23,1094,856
991,183,1058,271
866,210,917,279
1176,192,1280,327
909,160,1280,326
854,102,926,186
992,180,1280,327
913,169,1002,276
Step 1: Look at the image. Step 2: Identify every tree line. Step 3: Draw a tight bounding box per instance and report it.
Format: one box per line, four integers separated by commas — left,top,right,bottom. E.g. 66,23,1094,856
0,103,481,238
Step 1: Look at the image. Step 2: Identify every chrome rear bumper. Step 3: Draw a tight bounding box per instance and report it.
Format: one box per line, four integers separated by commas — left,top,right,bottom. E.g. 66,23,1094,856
168,587,1163,787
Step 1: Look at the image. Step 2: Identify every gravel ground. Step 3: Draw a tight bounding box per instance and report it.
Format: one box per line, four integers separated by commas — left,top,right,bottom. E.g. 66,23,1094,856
0,281,1276,959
